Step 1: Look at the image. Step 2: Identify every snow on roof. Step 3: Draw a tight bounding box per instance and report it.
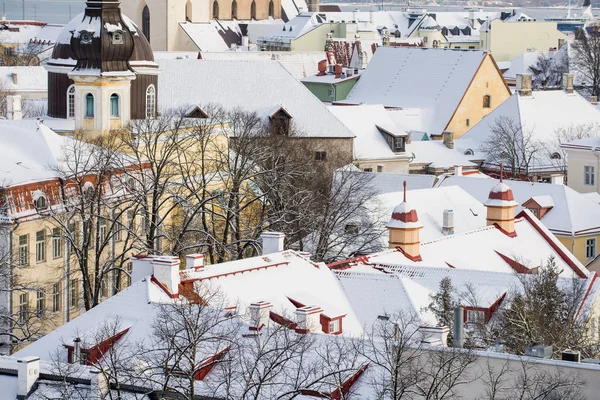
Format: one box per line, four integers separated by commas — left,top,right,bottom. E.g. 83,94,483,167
530,195,554,208
261,13,323,43
281,0,309,21
179,22,232,52
0,120,72,187
436,175,600,236
457,89,600,170
157,59,354,138
343,47,489,135
408,140,478,169
0,66,47,92
301,70,361,84
561,135,600,150
0,20,63,45
348,171,435,194
503,50,544,80
328,104,407,160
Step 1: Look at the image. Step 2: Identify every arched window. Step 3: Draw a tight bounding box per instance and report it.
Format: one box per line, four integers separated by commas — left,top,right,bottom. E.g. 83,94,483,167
464,149,474,156
146,85,156,119
110,94,120,117
186,0,193,22
432,39,439,48
231,0,237,19
213,0,219,19
268,0,274,17
483,95,491,109
67,85,75,118
551,152,562,160
251,0,256,19
85,93,94,117
142,5,150,41
34,196,48,210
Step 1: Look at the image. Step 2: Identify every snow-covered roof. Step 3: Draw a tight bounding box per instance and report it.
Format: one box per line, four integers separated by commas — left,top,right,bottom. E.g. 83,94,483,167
457,89,600,171
260,12,324,43
0,20,63,45
0,120,71,187
281,0,309,21
436,175,600,236
179,22,234,52
156,59,354,138
503,50,544,81
0,66,47,93
342,47,491,135
561,135,600,151
407,140,478,169
346,171,435,194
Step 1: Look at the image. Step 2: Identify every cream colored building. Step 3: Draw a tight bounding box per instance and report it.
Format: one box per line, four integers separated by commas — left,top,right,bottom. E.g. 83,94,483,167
562,137,600,195
480,19,567,62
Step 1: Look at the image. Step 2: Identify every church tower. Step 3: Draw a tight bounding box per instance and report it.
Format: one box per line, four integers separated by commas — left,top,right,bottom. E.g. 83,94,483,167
45,0,159,138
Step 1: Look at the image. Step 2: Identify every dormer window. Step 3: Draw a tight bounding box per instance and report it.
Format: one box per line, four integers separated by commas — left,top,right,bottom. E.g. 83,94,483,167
270,107,293,136
80,30,93,44
112,31,124,45
394,137,405,153
377,125,407,153
466,309,485,324
34,196,48,210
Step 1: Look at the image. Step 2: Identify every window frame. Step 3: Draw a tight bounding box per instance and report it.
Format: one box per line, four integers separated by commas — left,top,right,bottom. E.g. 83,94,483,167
67,85,75,119
466,309,485,324
329,319,340,333
19,293,29,323
19,234,29,266
85,93,94,118
585,165,595,186
110,93,120,117
483,95,491,109
315,151,327,161
36,289,45,315
145,85,156,119
52,282,61,313
70,279,78,308
35,230,46,263
587,238,597,259
52,228,62,259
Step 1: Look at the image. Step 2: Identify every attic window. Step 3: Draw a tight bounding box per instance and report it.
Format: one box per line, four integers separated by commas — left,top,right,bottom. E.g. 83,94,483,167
393,137,405,153
344,223,360,235
550,152,561,160
464,149,474,156
185,106,209,119
483,95,491,109
80,30,93,44
270,109,292,135
34,196,48,210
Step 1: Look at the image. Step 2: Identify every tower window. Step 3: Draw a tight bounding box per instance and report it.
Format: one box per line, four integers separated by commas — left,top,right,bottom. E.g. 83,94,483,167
67,85,75,118
251,0,256,19
110,94,120,117
269,0,274,17
142,5,151,41
146,85,156,119
85,93,94,118
112,31,124,45
80,30,93,44
213,0,219,19
231,0,238,19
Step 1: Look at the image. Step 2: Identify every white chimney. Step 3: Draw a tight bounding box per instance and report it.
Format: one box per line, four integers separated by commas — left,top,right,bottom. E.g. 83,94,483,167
248,301,272,330
442,209,454,235
454,165,463,176
563,73,574,94
420,326,449,347
185,254,205,270
89,370,109,399
516,74,532,97
130,254,156,283
369,10,375,25
242,35,249,48
73,337,82,365
18,356,40,398
295,306,323,333
260,232,285,255
152,256,181,296
12,72,18,85
7,95,22,120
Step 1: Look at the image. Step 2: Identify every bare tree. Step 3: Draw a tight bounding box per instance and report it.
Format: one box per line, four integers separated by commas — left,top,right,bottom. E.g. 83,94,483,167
479,116,541,180
529,52,568,89
547,123,599,175
571,29,600,97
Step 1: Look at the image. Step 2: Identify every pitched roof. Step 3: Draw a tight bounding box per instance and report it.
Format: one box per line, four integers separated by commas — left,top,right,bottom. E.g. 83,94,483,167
436,175,600,236
0,66,47,92
342,47,490,134
156,59,355,138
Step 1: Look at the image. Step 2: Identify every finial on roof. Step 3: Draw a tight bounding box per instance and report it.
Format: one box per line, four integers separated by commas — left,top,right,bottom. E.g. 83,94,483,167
500,163,504,183
403,180,407,203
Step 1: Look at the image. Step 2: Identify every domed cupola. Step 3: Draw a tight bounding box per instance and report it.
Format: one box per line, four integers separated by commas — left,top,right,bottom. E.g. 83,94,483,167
45,0,159,136
387,182,423,260
70,0,135,73
485,167,518,236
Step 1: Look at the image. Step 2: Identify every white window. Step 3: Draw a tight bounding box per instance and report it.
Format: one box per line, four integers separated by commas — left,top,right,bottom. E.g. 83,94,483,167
36,230,45,263
52,228,62,259
99,218,107,242
146,85,156,119
329,319,340,333
585,166,595,186
52,282,61,312
466,309,485,323
36,289,45,315
587,238,596,259
18,234,28,266
70,279,78,308
34,195,47,210
393,137,404,152
19,293,28,322
67,85,75,118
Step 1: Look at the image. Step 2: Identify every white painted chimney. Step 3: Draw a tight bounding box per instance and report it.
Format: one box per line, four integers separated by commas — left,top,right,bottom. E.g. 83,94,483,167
442,209,454,235
248,301,272,330
7,95,22,120
563,73,574,94
260,232,285,255
130,254,155,283
17,356,40,398
295,306,323,333
73,337,82,365
242,35,249,48
185,254,204,270
420,325,449,347
516,74,532,97
454,165,463,176
89,370,109,399
152,256,181,296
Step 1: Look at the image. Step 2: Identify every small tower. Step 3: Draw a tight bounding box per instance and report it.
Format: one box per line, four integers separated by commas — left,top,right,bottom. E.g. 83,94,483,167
485,166,518,235
387,182,423,260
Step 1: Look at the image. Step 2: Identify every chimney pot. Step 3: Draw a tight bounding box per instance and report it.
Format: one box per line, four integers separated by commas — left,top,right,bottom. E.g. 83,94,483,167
260,232,285,255
12,72,18,85
562,73,574,94
152,256,181,296
17,356,40,398
6,95,22,120
589,96,598,105
130,254,155,283
442,209,454,235
73,337,82,365
185,254,204,270
443,131,454,149
295,306,323,333
453,307,464,348
454,164,463,176
419,325,449,347
248,301,272,330
516,74,532,96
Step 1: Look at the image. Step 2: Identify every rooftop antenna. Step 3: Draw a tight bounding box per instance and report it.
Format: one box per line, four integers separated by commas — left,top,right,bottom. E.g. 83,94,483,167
499,163,504,183
403,180,407,203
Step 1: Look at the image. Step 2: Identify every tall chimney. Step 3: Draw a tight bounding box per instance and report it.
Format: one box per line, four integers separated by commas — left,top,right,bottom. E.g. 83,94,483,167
485,168,518,235
443,131,454,149
248,301,272,331
89,370,109,399
442,209,454,235
454,164,463,176
295,306,323,334
12,72,18,85
307,0,320,12
73,337,82,365
185,254,204,270
260,232,285,255
420,326,449,347
130,254,155,283
563,73,574,94
387,182,423,260
152,256,181,296
453,307,464,348
7,95,22,120
516,74,532,97
17,356,40,398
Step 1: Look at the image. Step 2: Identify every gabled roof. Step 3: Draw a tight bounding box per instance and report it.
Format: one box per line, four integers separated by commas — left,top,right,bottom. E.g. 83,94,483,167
157,59,355,138
436,176,600,236
0,66,47,92
342,47,493,134
457,89,600,170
